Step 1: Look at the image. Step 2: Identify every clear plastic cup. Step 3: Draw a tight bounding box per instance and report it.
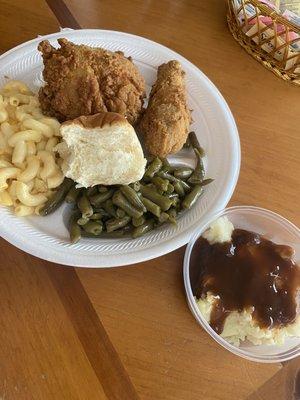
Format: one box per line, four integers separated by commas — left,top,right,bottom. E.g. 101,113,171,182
183,206,300,363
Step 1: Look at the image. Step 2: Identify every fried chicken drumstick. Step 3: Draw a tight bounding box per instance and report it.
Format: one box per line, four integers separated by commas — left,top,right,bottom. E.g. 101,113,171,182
38,39,145,125
139,60,191,158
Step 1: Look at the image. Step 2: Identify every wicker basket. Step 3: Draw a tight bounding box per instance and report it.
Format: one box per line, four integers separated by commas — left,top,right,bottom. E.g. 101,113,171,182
227,0,300,85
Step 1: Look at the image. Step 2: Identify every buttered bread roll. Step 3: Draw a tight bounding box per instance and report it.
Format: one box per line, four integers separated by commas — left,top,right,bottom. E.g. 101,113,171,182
56,112,146,187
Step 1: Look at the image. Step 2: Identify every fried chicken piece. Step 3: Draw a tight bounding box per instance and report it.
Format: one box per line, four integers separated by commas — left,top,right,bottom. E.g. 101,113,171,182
139,60,191,158
38,39,145,125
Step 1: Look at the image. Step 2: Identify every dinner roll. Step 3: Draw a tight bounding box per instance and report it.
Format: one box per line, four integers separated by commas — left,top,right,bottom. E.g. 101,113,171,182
56,112,146,187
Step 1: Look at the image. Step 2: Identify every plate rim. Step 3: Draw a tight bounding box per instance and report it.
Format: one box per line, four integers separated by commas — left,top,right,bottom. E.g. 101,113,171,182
0,29,241,267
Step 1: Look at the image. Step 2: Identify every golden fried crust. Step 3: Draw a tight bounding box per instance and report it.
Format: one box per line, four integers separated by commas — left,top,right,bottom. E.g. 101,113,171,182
38,39,146,125
139,60,191,158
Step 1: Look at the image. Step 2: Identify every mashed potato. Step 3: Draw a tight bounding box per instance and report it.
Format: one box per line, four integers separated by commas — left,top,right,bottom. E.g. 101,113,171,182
197,293,300,346
196,217,300,346
202,216,234,244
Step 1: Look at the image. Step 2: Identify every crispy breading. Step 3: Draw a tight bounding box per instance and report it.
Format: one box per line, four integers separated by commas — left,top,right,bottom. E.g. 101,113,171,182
139,60,191,157
38,39,145,124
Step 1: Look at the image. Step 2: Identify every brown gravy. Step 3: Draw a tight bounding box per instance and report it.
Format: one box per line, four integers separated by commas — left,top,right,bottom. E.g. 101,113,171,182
190,229,300,334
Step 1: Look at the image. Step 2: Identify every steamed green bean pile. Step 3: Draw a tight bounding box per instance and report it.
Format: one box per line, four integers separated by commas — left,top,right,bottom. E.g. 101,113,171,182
40,132,213,243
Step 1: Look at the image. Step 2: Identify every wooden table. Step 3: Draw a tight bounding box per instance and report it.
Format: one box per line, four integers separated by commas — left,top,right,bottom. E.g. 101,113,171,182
0,1,299,399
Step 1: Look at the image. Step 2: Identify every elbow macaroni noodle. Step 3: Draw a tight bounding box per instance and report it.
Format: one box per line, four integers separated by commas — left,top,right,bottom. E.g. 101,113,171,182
0,80,64,216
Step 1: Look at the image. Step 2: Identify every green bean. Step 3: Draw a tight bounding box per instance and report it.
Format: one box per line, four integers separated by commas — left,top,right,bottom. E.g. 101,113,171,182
65,186,81,204
77,216,89,226
120,185,146,212
167,193,179,199
87,187,98,196
132,220,154,238
182,185,203,209
161,158,173,172
166,193,180,207
173,197,180,207
174,181,185,197
167,208,177,224
200,178,214,186
98,186,108,193
40,178,74,216
121,224,133,234
112,191,143,219
157,171,177,183
158,170,192,191
81,231,99,238
78,193,93,218
90,189,114,206
180,179,191,192
146,155,154,164
132,215,146,227
174,167,193,180
189,131,205,157
82,227,132,238
130,181,141,192
144,157,162,178
140,196,161,217
93,208,110,219
69,217,81,244
187,149,205,184
102,230,131,238
183,135,191,148
106,216,131,232
151,176,169,192
90,213,103,220
83,221,103,235
116,208,126,218
142,175,151,183
146,183,156,189
166,182,174,194
103,199,117,218
139,185,172,211
158,212,169,224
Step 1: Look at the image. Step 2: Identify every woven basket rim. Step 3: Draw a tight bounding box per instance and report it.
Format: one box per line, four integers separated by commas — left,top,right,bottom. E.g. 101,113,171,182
229,0,300,33
227,15,300,85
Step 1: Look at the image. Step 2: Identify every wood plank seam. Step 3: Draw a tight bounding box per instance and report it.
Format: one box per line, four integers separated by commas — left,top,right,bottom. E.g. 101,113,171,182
45,0,81,29
46,265,140,400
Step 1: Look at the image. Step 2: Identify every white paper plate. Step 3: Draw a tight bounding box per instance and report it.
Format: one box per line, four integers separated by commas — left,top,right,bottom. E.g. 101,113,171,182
0,29,240,267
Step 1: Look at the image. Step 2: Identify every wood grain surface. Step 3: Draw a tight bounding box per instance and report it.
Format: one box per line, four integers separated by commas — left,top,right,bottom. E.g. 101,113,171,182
0,1,299,399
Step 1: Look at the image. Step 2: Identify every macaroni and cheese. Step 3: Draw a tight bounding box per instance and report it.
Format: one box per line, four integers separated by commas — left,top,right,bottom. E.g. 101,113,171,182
0,80,64,216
